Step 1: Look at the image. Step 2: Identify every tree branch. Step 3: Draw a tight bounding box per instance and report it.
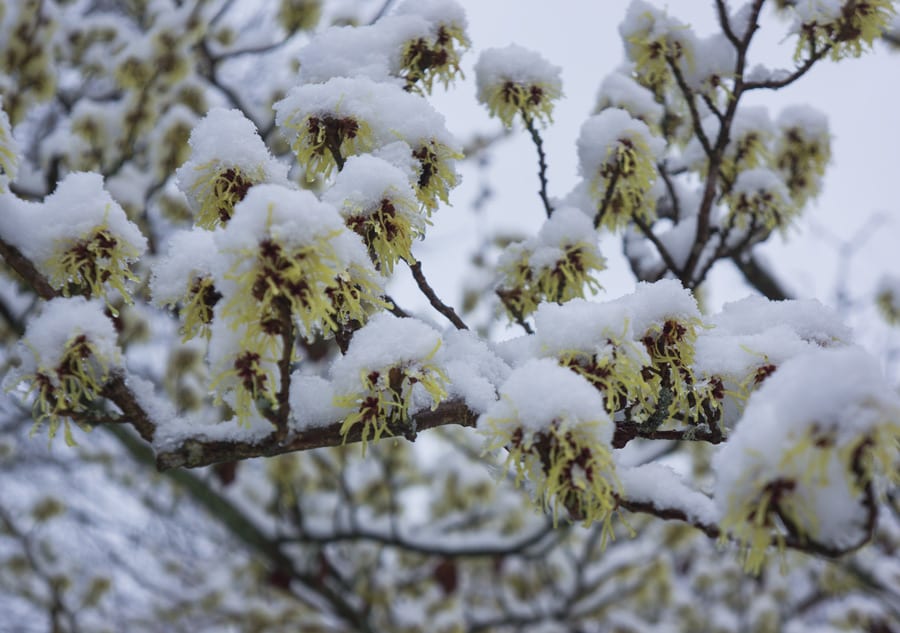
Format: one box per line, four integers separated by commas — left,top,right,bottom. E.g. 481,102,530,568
408,259,468,330
156,399,479,470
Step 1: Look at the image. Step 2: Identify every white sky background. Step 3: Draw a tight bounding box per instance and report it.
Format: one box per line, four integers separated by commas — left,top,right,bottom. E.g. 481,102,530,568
386,0,899,365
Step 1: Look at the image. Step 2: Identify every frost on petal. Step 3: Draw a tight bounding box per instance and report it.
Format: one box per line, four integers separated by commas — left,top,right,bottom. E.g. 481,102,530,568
713,347,900,572
479,358,618,529
330,314,448,446
9,297,121,445
474,44,562,127
175,108,289,229
577,108,665,231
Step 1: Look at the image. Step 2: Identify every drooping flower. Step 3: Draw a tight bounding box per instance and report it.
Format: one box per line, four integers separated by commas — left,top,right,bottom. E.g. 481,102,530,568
9,173,147,307
0,98,18,192
395,0,470,93
474,44,562,128
619,0,695,94
150,229,221,342
727,167,796,231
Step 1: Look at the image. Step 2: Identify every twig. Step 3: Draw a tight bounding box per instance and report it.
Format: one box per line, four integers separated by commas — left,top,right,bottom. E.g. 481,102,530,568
522,114,553,218
632,215,683,278
408,260,468,330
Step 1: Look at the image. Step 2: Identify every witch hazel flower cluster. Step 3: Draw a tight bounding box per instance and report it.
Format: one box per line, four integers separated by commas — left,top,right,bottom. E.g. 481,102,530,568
7,297,121,445
474,44,563,128
0,172,147,307
714,347,900,573
150,3,472,427
495,207,606,323
480,358,619,531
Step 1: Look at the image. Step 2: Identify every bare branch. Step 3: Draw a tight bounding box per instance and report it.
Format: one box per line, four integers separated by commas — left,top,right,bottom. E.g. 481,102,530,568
522,114,553,218
408,259,469,330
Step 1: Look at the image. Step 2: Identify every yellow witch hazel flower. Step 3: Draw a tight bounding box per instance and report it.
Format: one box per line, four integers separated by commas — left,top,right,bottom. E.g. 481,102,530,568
208,312,281,424
727,167,797,231
474,44,563,128
275,77,378,182
875,274,900,326
714,347,900,573
534,299,651,415
9,298,121,445
214,184,385,344
176,108,289,229
577,108,665,232
331,314,449,447
150,229,221,342
791,0,895,60
773,105,831,207
0,98,18,192
619,0,695,94
17,173,147,306
481,359,620,530
496,207,606,323
395,0,470,93
323,155,427,274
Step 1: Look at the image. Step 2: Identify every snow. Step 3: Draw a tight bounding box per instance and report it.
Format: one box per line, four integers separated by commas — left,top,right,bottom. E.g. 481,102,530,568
150,228,219,307
0,171,145,266
328,314,445,417
175,108,289,221
12,297,120,379
618,462,718,527
478,358,610,438
709,295,851,345
593,70,663,128
474,44,562,105
296,16,429,85
714,346,900,547
322,154,421,224
438,328,509,413
577,108,665,180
